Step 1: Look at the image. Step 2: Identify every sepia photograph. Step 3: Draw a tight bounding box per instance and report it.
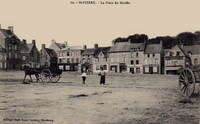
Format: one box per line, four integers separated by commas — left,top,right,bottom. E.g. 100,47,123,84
0,0,200,124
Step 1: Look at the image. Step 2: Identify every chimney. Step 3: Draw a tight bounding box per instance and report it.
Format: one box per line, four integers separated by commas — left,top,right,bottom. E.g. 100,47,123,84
83,45,87,50
8,26,14,33
32,39,36,45
51,39,56,44
22,39,27,44
94,43,98,49
42,44,46,49
64,41,68,47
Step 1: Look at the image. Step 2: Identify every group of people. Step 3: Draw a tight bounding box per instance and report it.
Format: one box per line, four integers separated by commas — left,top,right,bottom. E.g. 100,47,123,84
81,67,106,85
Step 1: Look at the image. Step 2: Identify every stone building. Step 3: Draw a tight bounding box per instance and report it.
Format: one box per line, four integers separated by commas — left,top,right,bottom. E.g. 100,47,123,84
49,39,67,56
58,45,83,71
109,41,130,73
143,42,164,74
20,39,40,69
164,45,189,74
0,25,21,70
40,44,58,68
93,47,110,73
128,42,145,74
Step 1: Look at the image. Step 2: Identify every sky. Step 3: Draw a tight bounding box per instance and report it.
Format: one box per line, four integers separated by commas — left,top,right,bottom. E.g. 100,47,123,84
0,0,200,49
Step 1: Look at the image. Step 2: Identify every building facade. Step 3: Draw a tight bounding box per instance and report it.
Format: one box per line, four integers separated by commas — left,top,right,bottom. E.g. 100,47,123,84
143,42,164,74
40,44,58,68
93,47,110,73
128,43,145,74
109,42,130,73
0,26,21,70
58,46,83,71
20,39,40,69
164,45,189,74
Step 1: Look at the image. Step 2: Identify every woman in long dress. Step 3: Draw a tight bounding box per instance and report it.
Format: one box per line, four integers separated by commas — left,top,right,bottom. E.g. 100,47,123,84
99,67,106,85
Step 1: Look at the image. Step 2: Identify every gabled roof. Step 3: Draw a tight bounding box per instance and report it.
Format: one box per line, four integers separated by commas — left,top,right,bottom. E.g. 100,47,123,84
0,29,19,40
82,48,96,56
55,42,66,49
144,43,162,54
94,47,111,57
165,45,187,56
21,43,34,53
183,45,200,55
129,43,145,51
61,46,83,51
109,42,130,53
45,48,58,58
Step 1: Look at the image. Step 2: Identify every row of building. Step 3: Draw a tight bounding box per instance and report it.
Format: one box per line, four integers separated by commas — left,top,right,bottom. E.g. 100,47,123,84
0,25,200,74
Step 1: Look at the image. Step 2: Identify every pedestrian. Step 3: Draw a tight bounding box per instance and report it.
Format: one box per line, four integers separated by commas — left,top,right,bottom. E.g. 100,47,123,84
98,67,106,85
81,71,87,84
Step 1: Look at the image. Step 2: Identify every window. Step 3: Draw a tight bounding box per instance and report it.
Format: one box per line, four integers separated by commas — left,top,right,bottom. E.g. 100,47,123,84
96,65,100,70
194,58,198,65
145,67,149,72
9,52,11,58
22,56,26,60
136,52,138,57
153,67,158,72
103,65,107,70
169,52,173,56
67,58,70,63
136,60,139,64
76,58,79,63
14,45,17,50
71,58,74,63
0,62,2,68
131,60,134,65
67,51,70,56
147,54,150,58
15,53,17,58
177,51,181,56
153,53,155,57
136,67,140,73
8,45,11,50
155,59,158,64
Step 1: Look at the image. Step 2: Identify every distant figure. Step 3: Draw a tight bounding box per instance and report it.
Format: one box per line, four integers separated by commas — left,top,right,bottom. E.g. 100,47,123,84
81,71,87,84
98,67,106,85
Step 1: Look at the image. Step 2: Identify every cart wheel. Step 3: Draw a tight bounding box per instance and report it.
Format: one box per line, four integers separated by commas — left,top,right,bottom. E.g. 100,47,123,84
50,74,61,83
40,69,51,83
179,68,195,97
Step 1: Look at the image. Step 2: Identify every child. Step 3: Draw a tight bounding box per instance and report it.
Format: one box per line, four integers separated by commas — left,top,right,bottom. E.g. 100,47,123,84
81,71,87,84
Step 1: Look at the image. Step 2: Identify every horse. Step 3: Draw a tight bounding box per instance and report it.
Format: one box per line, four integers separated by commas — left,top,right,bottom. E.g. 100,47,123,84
23,65,40,83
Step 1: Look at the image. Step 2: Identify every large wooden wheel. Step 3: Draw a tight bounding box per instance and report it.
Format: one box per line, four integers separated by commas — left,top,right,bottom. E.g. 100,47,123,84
50,73,61,83
40,69,51,83
179,68,195,97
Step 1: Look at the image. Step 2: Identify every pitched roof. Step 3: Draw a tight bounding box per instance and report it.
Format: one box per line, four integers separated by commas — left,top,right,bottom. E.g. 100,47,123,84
129,43,145,51
94,47,111,57
21,43,34,53
144,43,162,54
0,29,20,48
183,45,200,55
109,42,130,53
55,42,66,49
45,48,57,58
82,48,96,55
0,29,19,40
61,46,83,51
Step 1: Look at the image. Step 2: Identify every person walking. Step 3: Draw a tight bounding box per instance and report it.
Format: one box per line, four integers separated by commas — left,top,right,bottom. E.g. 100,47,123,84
81,71,87,84
98,67,106,85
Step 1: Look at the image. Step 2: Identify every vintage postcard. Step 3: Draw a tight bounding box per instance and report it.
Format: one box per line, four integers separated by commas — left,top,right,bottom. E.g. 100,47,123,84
0,0,200,124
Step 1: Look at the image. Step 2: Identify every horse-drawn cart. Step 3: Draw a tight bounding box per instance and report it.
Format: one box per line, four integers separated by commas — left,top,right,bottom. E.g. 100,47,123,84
23,66,62,83
179,66,200,97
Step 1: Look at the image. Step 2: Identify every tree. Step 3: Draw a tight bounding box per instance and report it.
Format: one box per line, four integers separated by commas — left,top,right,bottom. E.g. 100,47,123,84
127,34,148,43
175,32,196,46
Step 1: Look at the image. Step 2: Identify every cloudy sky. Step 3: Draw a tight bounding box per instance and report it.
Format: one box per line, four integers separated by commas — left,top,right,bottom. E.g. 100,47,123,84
0,0,200,49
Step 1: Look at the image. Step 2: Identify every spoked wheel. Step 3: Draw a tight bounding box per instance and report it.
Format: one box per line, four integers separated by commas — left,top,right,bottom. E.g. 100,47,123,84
50,73,61,83
179,68,195,97
40,69,51,83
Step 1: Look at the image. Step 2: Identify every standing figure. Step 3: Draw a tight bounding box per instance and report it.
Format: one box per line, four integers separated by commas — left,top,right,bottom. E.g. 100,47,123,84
98,67,106,85
81,71,87,84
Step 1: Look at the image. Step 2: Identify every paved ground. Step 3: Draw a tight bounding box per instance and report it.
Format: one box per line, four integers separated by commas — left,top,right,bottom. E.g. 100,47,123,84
0,71,199,124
